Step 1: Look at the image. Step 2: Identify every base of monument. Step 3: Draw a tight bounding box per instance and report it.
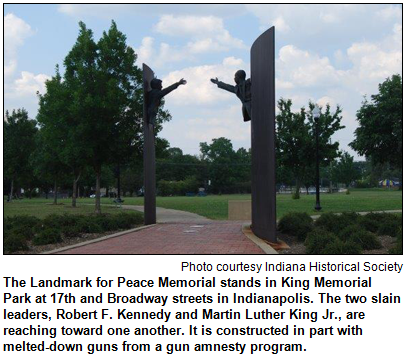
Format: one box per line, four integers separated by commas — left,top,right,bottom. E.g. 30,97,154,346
242,224,289,254
228,200,251,220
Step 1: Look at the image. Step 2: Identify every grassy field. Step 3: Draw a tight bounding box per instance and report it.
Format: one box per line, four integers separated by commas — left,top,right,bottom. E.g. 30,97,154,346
4,189,402,220
3,199,123,219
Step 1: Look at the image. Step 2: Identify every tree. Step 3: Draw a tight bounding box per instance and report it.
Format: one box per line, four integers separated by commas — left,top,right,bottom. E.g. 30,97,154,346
62,21,171,213
331,152,360,190
200,138,250,194
37,66,79,205
351,74,402,170
4,109,38,201
276,99,344,198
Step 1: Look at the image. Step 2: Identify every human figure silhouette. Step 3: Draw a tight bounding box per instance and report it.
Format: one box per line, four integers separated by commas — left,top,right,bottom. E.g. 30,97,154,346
147,78,187,124
211,70,251,122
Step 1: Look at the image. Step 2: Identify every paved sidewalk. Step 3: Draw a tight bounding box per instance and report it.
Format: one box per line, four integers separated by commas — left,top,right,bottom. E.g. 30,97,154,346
55,222,266,255
122,205,212,223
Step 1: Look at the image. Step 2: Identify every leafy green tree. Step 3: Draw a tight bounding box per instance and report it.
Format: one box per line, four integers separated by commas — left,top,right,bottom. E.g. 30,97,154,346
62,21,171,213
331,152,360,190
4,109,38,201
200,137,249,194
276,99,344,198
37,66,81,205
351,74,402,169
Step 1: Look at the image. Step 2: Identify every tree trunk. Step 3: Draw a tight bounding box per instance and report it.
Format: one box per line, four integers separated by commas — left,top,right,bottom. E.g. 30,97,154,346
293,180,301,199
53,180,58,205
117,164,121,199
8,180,14,202
95,168,102,214
72,172,81,208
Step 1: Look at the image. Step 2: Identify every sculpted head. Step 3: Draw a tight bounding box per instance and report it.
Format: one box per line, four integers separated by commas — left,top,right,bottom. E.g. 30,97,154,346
234,70,246,84
151,78,163,90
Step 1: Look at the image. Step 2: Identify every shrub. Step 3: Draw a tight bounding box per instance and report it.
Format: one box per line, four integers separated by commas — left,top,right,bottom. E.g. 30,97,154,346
75,218,103,234
305,229,338,254
278,212,313,241
33,229,62,246
291,191,300,200
378,220,400,237
389,229,403,254
338,224,364,241
114,212,141,229
4,233,29,253
321,239,362,255
357,215,380,233
348,230,381,250
315,212,358,233
5,215,39,240
358,213,402,234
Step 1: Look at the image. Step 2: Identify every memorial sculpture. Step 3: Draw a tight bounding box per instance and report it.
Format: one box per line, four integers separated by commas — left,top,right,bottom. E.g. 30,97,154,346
143,63,186,224
210,27,276,243
147,77,187,125
210,70,251,122
143,26,276,242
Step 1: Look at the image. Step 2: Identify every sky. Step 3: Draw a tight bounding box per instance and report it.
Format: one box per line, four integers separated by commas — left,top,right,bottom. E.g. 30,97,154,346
3,4,402,159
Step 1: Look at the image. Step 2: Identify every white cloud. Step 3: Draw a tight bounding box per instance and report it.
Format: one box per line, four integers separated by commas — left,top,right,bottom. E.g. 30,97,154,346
58,4,247,18
134,37,192,68
6,71,50,99
277,45,340,88
4,13,34,78
154,15,245,54
162,57,247,106
272,16,290,32
377,5,402,20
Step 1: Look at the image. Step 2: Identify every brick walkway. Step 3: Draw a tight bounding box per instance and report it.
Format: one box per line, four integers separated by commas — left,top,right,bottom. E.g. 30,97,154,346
56,222,265,255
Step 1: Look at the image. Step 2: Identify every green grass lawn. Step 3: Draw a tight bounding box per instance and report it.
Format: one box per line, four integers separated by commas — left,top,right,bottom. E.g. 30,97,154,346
4,188,401,220
3,199,123,219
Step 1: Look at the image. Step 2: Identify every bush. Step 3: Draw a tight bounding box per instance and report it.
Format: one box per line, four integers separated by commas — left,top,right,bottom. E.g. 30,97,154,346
358,213,402,234
357,215,380,233
378,220,400,237
305,229,338,254
33,229,62,246
348,230,381,250
389,229,403,254
278,212,313,241
291,191,300,200
75,218,103,234
4,233,29,253
315,212,358,233
338,224,364,241
321,239,362,255
115,212,143,229
5,215,39,240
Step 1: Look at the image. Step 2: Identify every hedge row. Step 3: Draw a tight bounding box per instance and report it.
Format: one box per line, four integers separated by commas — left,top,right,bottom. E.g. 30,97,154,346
4,211,143,253
278,211,402,254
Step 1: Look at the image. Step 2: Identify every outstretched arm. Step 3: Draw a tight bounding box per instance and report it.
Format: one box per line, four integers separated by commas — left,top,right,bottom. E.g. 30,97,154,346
210,77,235,93
160,78,187,98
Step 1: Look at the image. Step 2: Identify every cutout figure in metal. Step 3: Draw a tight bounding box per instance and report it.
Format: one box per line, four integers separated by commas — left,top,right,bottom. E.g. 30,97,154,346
147,77,187,125
210,70,251,122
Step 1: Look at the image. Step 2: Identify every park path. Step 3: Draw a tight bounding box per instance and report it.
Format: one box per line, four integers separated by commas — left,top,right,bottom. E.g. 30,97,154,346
53,221,265,255
121,205,213,223
50,206,269,254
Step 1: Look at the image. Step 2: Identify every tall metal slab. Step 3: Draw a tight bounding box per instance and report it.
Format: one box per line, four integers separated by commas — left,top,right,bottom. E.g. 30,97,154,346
250,27,276,242
143,63,156,225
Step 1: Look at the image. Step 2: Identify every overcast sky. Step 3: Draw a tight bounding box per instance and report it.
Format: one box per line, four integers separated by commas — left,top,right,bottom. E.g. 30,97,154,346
4,4,402,159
